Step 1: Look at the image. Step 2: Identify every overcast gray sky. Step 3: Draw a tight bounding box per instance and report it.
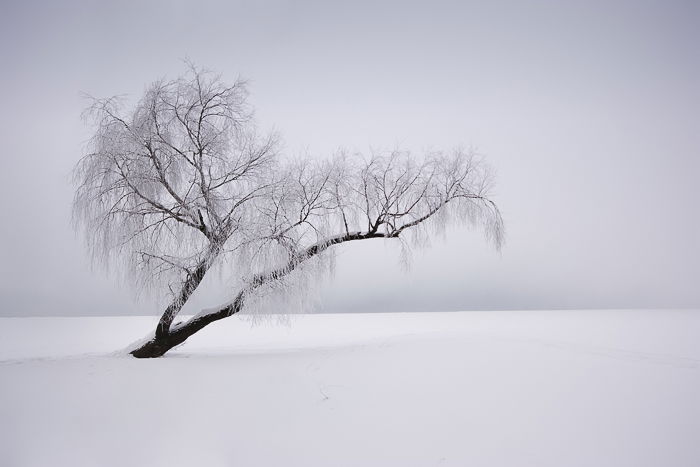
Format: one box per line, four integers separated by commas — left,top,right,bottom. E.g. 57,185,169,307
0,0,698,316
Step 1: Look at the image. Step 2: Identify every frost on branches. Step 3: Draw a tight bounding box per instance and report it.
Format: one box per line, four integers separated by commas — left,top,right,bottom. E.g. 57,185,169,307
72,65,504,357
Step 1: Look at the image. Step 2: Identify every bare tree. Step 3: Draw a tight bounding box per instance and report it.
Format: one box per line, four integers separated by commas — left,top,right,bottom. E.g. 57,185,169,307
73,66,504,358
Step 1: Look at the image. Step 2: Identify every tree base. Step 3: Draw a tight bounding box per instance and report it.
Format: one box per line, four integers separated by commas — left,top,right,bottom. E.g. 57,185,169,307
129,309,234,358
130,338,176,358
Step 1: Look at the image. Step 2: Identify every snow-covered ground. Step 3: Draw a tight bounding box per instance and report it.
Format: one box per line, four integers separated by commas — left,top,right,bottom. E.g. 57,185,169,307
1,310,698,467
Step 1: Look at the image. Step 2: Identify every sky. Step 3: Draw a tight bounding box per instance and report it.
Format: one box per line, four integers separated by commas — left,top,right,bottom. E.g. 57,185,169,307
0,0,698,317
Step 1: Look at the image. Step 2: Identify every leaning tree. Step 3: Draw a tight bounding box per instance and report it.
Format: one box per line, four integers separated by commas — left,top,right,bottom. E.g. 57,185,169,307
73,66,504,358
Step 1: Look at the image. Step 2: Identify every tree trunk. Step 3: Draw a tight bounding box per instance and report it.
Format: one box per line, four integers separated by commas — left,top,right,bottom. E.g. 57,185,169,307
154,259,209,339
130,231,393,358
131,293,243,358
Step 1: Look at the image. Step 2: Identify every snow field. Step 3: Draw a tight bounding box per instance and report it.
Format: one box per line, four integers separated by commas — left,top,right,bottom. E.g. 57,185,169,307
1,310,698,466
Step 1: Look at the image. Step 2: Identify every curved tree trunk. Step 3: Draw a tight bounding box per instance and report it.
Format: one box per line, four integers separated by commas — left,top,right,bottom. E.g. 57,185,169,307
130,231,393,358
131,293,244,358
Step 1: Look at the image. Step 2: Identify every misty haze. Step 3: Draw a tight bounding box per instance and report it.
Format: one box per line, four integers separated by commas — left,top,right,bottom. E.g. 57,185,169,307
1,1,698,466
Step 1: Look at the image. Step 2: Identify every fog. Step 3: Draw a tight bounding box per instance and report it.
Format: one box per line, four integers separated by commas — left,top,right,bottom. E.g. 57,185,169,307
0,0,698,316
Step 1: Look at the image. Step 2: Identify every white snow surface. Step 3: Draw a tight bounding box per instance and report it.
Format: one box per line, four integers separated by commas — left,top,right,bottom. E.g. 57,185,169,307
1,310,699,467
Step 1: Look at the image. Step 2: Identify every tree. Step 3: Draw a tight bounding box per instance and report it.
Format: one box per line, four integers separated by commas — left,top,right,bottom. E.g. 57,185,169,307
73,66,504,358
